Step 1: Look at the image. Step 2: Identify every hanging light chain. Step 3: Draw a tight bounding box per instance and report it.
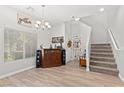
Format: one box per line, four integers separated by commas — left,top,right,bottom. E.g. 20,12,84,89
41,5,45,19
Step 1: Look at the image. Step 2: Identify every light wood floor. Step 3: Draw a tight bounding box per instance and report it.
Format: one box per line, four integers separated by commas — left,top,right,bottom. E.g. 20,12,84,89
0,60,124,87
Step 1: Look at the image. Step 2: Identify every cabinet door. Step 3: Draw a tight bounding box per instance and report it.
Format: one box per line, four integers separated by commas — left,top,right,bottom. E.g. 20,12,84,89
42,49,62,67
52,51,61,66
42,51,52,67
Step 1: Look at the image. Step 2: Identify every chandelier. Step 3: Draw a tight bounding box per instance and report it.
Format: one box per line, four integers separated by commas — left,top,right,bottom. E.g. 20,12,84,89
35,5,51,30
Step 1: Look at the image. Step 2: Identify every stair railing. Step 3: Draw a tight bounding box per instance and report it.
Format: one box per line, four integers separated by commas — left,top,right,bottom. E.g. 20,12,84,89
107,29,120,64
86,30,92,71
107,28,124,82
108,29,120,50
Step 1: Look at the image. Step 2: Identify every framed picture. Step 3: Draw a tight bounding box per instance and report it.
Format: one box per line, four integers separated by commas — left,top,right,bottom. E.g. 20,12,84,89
17,13,33,27
72,36,81,48
73,39,81,48
52,36,64,43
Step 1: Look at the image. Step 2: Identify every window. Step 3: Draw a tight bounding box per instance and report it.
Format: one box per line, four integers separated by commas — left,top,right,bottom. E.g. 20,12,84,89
4,28,37,62
25,32,37,58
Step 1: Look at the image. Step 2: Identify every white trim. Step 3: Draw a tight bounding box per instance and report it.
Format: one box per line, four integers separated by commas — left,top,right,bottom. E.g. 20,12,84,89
86,30,92,72
119,73,124,83
0,65,35,79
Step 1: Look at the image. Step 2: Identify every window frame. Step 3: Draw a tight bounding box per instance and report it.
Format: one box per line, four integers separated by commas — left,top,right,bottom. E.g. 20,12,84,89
4,27,37,63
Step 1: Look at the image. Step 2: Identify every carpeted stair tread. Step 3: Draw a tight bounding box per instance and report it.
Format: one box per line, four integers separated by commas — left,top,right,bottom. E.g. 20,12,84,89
90,65,118,76
90,56,115,62
91,55,114,59
91,49,112,53
90,59,115,63
91,45,111,48
90,61,117,68
90,43,118,76
91,43,110,46
91,52,114,57
90,65,118,71
91,44,110,47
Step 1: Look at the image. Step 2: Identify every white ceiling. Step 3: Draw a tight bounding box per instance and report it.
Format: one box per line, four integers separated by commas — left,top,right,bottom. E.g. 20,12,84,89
7,5,119,25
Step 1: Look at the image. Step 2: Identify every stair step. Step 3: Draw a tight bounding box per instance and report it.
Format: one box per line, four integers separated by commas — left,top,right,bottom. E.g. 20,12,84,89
90,65,118,76
90,60,115,63
90,43,118,76
90,56,115,62
91,53,114,57
90,54,114,59
90,61,117,69
91,49,112,53
91,44,110,46
91,46,111,50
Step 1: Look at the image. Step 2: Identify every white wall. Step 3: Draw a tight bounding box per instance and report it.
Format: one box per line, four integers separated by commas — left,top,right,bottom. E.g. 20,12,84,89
65,22,72,62
37,29,51,49
108,6,124,81
49,22,65,48
80,22,92,49
0,6,37,77
106,6,120,29
111,6,124,49
65,21,91,62
37,22,65,49
81,13,108,44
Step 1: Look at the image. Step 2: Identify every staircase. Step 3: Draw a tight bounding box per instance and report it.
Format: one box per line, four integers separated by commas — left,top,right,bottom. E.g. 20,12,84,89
90,43,119,76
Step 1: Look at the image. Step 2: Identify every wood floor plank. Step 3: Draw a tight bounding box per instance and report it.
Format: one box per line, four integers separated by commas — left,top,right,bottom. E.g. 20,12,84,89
0,60,124,87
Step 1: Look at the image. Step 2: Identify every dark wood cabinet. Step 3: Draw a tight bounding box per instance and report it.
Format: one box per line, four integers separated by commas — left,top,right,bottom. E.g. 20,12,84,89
36,49,66,68
41,49,62,68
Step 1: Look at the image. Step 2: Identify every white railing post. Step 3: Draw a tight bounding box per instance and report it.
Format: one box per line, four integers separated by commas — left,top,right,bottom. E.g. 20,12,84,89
86,31,92,72
86,45,90,71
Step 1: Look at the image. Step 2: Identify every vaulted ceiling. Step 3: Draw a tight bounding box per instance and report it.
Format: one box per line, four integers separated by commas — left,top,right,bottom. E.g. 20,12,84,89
7,5,119,25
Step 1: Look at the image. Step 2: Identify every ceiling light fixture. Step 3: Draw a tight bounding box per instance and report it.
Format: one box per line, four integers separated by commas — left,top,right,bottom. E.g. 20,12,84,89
35,5,52,30
99,8,104,12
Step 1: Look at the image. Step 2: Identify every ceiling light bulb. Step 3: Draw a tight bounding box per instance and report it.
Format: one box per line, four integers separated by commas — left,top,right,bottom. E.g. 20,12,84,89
35,24,39,28
36,20,41,24
100,8,104,12
47,25,51,28
45,22,49,25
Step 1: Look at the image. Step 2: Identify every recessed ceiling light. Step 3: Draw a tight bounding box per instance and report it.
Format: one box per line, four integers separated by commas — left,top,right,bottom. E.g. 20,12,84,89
99,8,104,12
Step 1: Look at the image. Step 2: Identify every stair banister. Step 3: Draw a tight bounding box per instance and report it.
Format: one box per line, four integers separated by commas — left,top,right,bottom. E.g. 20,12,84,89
107,28,124,82
108,29,120,50
107,28,120,71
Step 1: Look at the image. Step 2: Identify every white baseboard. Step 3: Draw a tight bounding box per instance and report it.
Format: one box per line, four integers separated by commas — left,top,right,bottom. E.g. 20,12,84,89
0,65,35,79
119,73,124,83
